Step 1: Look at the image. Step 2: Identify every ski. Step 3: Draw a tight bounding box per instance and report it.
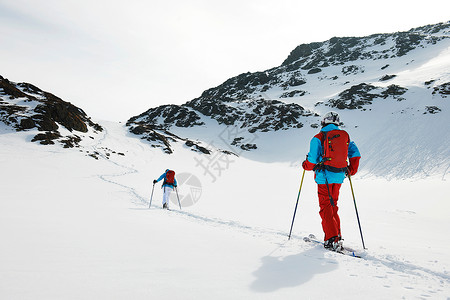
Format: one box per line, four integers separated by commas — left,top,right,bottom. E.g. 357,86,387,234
303,234,363,258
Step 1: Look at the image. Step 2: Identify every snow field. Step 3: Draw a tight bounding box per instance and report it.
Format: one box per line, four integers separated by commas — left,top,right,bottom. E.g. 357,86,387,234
1,122,449,299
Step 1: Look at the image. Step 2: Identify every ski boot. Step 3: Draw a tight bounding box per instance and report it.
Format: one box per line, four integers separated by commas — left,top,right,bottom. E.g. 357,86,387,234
324,236,344,252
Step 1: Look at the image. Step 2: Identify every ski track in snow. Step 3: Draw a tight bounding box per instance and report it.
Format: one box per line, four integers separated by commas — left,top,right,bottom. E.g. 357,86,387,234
90,129,450,291
91,126,150,206
365,254,450,283
91,127,289,239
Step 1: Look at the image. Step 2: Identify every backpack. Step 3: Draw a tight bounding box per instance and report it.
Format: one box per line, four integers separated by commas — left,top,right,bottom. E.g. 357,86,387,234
316,129,349,173
164,170,175,186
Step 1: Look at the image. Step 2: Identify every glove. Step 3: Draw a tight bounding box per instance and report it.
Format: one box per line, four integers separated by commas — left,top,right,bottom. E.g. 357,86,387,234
347,156,360,176
302,159,316,171
153,179,157,184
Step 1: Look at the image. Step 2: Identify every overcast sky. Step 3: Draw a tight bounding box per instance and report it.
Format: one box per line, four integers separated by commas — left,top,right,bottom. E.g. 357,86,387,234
0,0,449,121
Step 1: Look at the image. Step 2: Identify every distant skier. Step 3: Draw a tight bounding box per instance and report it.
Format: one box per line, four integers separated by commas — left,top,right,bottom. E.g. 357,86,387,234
302,112,361,251
153,169,178,209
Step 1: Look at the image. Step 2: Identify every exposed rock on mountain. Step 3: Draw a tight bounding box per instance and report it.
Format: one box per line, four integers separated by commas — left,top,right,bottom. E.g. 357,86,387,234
432,82,449,97
281,23,449,69
127,119,211,155
128,105,205,130
323,83,409,110
127,21,449,155
185,98,316,132
0,76,102,147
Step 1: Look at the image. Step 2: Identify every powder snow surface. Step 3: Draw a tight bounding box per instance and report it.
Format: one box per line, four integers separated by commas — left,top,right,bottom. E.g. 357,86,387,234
0,121,448,299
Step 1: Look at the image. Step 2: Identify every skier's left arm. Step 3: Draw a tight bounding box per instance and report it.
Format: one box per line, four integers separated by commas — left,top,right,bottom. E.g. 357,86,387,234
174,178,178,187
347,141,361,176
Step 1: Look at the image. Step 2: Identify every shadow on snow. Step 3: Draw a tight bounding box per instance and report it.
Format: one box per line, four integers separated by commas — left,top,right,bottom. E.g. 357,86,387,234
250,248,338,292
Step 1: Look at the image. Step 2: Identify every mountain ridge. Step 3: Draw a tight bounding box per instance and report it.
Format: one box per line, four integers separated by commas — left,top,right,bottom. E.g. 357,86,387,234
127,21,450,173
1,21,449,178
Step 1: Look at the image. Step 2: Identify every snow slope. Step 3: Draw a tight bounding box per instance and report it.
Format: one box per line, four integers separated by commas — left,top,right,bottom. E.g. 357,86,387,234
1,121,449,299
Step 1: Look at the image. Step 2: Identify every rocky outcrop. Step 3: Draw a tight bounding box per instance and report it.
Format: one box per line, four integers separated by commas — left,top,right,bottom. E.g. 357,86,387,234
127,120,212,155
281,22,449,69
324,84,408,109
0,75,102,147
432,82,449,97
128,105,204,130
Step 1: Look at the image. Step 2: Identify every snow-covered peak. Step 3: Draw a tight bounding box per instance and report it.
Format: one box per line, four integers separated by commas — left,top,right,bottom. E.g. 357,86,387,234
127,21,449,179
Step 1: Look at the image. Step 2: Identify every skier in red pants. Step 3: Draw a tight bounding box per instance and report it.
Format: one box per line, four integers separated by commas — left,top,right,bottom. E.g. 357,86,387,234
302,112,361,251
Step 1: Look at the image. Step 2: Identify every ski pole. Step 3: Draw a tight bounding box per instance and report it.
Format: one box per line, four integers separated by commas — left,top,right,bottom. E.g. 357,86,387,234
149,182,155,208
175,186,182,210
288,169,306,240
348,174,366,249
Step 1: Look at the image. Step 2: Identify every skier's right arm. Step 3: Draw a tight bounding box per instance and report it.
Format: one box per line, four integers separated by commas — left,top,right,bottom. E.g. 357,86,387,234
154,173,165,183
302,160,315,170
302,137,321,170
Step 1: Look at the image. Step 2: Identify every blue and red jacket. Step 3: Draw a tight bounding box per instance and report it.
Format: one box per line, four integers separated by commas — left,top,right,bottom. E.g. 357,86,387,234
155,170,178,188
303,124,361,184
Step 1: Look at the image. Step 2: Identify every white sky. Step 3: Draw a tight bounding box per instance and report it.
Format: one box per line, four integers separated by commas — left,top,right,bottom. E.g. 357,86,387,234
0,0,449,121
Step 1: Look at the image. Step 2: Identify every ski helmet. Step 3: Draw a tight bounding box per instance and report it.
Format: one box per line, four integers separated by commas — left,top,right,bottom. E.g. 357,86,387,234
321,111,340,126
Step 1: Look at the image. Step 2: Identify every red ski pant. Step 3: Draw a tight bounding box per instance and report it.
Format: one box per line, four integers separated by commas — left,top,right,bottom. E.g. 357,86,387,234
318,183,342,241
